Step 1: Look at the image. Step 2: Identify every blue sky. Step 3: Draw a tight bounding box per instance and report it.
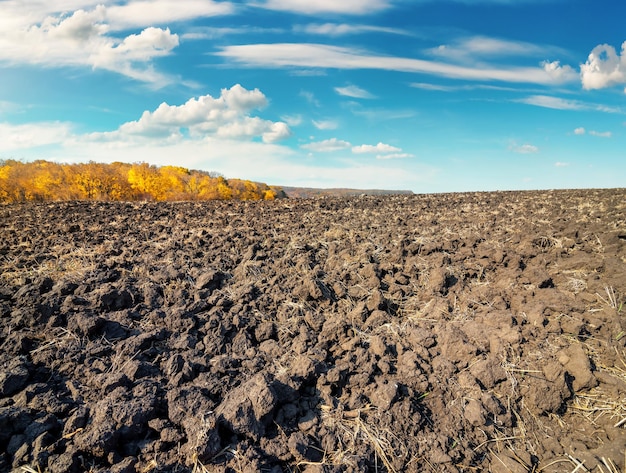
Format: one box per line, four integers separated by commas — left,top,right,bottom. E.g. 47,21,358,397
1,0,625,192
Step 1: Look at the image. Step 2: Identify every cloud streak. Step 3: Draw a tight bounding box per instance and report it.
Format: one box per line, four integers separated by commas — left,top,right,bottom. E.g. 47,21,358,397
509,143,538,154
301,138,351,152
296,23,409,37
517,95,623,113
253,0,392,15
335,85,375,99
217,43,578,85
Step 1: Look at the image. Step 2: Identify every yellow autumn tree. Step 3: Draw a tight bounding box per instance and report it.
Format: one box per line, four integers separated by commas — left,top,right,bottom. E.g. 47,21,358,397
0,159,285,203
158,166,189,200
216,176,233,200
127,163,165,200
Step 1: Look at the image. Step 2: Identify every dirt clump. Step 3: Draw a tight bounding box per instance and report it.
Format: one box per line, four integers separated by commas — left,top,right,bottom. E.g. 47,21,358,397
1,190,625,472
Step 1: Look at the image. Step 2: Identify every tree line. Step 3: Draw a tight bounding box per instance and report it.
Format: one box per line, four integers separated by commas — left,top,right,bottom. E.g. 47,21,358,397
0,160,286,203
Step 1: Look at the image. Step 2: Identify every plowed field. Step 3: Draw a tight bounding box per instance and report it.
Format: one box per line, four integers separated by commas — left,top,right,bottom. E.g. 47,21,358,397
1,189,625,472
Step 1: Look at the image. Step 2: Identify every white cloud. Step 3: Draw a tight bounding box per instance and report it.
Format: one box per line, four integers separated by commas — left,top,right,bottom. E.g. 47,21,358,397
105,0,234,31
555,162,570,167
352,142,401,154
581,42,626,90
300,91,321,107
411,82,460,92
589,130,612,138
376,153,414,160
520,95,583,110
0,6,181,86
253,0,391,15
312,120,338,130
217,43,578,85
542,60,577,83
510,143,538,154
281,114,303,126
429,36,554,60
296,23,408,37
517,95,622,113
90,84,290,143
182,26,283,40
574,127,586,135
335,85,375,99
0,122,72,152
301,138,351,152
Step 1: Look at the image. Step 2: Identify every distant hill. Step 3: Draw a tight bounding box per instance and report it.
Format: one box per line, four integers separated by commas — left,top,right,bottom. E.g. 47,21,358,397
280,186,414,199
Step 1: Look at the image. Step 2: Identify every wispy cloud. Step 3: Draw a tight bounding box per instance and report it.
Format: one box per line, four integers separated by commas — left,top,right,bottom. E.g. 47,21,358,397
217,43,578,85
427,36,566,61
252,0,392,15
182,26,283,40
376,153,414,160
300,90,321,107
301,138,351,152
519,95,583,111
346,102,416,121
589,130,612,138
312,119,338,130
555,162,570,167
574,127,586,135
296,23,409,37
509,143,539,154
411,82,523,92
281,114,303,126
335,85,375,99
105,0,234,30
517,95,623,113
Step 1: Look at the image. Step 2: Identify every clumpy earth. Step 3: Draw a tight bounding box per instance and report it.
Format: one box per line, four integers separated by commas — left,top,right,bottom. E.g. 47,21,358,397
1,189,625,473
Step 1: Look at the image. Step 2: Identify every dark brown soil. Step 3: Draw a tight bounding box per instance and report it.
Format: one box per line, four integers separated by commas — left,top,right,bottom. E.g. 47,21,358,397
1,189,625,473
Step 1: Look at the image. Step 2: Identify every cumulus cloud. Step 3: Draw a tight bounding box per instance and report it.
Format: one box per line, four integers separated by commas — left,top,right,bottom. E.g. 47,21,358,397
335,85,375,99
541,60,577,83
92,84,290,143
581,42,626,90
217,43,578,85
351,142,413,159
253,0,391,15
301,138,351,152
574,127,586,135
312,120,338,130
352,142,401,154
0,6,181,86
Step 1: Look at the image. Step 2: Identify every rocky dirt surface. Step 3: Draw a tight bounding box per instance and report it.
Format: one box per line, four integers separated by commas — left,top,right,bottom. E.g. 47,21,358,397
1,189,625,473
